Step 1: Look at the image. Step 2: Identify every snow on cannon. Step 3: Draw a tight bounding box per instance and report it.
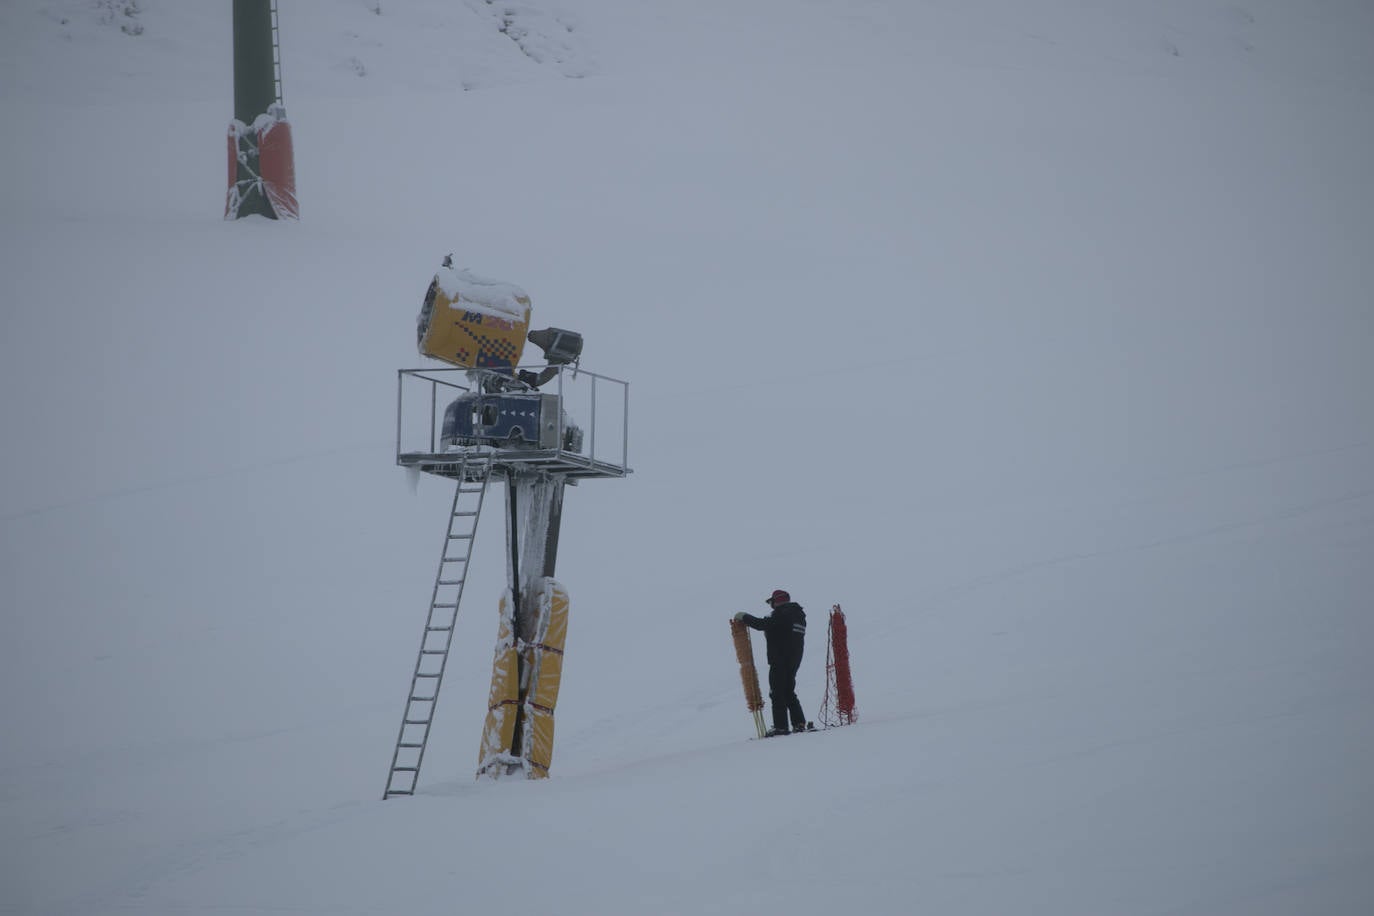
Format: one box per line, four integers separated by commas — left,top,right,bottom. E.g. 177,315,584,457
417,255,534,373
418,256,586,451
384,257,630,798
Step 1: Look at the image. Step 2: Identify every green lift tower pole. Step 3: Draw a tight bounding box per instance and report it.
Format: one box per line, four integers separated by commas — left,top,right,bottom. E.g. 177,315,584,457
233,0,277,125
228,0,290,219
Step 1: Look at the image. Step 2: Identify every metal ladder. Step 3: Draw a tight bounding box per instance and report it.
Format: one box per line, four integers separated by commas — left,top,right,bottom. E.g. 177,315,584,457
269,0,284,106
383,452,494,799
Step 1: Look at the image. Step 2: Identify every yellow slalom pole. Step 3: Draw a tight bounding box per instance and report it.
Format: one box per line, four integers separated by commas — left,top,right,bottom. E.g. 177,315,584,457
730,619,767,738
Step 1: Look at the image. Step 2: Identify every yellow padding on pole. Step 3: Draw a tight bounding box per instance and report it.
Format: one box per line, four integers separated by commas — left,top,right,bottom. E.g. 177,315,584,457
477,591,519,776
522,579,568,778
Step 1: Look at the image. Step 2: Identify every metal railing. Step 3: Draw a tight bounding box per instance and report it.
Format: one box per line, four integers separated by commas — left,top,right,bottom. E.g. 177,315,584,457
395,364,631,479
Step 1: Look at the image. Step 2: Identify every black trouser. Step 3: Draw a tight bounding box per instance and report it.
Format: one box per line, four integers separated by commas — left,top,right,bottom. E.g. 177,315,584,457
768,661,806,732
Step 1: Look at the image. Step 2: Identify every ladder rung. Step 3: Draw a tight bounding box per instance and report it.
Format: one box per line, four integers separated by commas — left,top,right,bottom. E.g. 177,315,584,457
420,649,445,655
416,672,440,678
426,625,452,632
432,603,456,609
398,742,423,748
403,719,429,726
409,696,435,703
448,533,473,540
392,766,419,772
453,510,480,517
386,790,414,797
437,579,463,586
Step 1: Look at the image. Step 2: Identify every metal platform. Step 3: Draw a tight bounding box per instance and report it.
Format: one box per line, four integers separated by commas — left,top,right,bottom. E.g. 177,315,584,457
396,364,631,482
398,446,630,481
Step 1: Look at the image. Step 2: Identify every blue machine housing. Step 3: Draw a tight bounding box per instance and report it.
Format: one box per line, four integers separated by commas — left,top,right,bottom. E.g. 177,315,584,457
441,392,583,452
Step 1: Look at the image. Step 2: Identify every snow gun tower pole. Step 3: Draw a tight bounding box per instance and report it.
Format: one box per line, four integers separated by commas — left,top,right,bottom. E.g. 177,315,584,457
383,259,630,798
226,0,298,220
476,468,571,779
730,620,768,738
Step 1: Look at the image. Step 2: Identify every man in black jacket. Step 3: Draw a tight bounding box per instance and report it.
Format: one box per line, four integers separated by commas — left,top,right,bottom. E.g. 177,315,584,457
735,589,812,736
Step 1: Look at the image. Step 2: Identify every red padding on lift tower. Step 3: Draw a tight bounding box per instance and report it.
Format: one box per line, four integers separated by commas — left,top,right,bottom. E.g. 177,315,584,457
257,118,298,220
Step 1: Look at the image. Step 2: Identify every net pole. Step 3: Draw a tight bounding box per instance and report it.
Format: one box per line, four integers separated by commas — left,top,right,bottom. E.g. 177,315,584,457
821,604,858,727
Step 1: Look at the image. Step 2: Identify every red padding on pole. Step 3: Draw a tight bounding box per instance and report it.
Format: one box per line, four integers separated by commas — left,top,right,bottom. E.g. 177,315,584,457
258,118,298,220
225,112,298,220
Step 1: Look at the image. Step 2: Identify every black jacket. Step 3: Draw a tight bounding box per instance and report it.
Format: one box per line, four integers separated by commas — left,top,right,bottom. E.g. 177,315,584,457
741,601,806,669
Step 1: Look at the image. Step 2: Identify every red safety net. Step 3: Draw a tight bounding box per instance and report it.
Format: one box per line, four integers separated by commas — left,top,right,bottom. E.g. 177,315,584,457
819,604,857,727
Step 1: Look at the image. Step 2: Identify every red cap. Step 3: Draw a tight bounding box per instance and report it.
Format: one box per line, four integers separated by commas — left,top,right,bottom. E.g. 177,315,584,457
767,589,790,606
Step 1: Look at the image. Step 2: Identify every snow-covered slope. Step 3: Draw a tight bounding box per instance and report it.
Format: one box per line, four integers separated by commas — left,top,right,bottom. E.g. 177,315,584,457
2,2,1372,913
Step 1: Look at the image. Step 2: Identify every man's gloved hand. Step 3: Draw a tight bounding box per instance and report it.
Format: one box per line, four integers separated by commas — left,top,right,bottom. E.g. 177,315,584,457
732,611,746,622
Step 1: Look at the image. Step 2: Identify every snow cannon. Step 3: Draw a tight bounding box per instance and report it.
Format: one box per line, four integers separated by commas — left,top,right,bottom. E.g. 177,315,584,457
417,257,532,372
